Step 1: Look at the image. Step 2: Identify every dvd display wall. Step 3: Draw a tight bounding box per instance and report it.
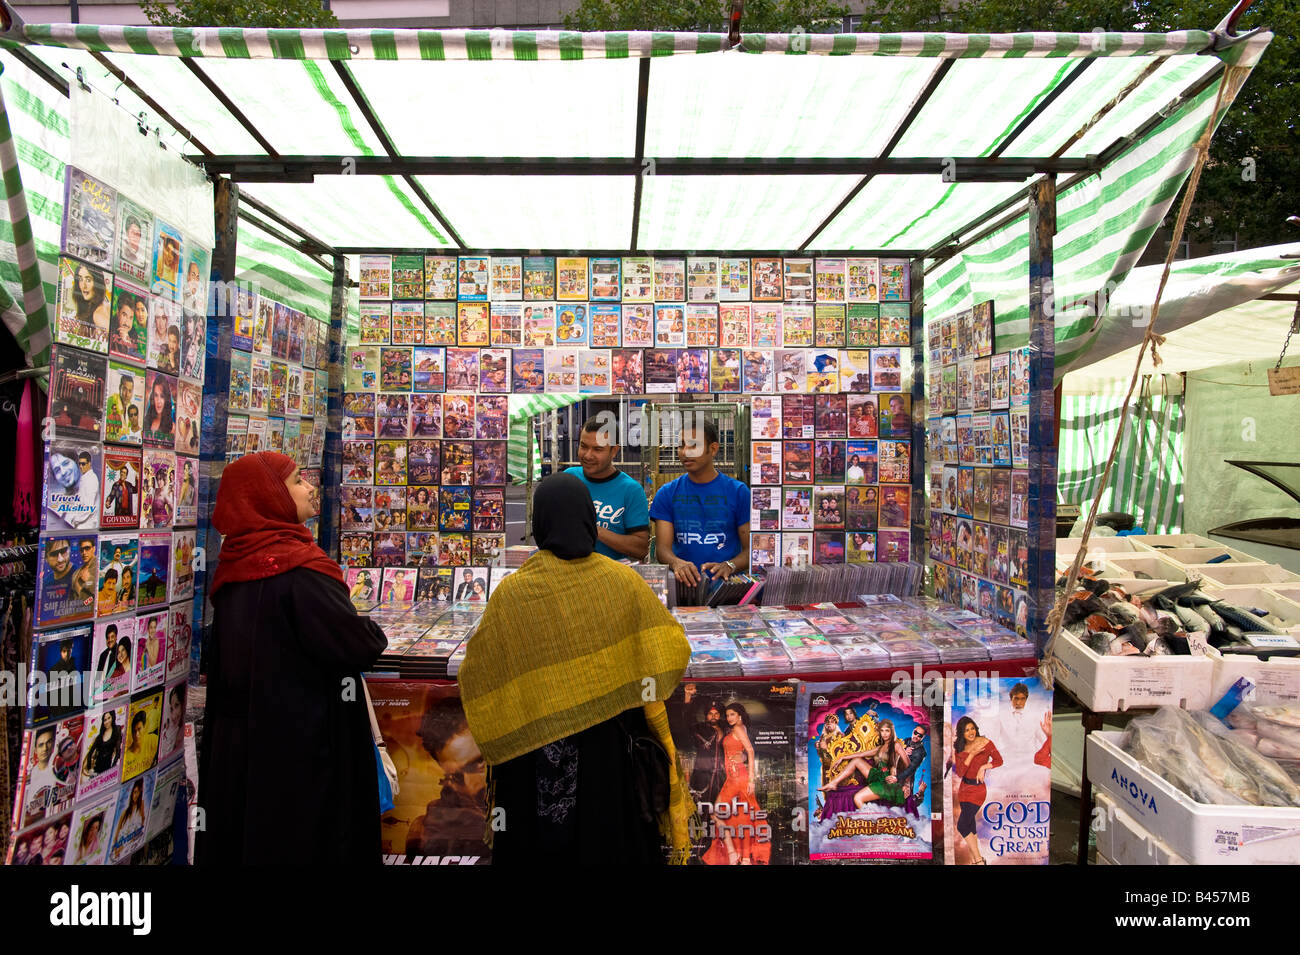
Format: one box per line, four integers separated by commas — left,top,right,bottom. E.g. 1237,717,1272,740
221,269,330,546
11,166,203,864
339,253,915,591
924,301,1033,635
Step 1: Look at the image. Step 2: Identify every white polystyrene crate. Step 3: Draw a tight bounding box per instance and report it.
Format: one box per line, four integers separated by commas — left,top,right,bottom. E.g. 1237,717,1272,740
1212,655,1300,706
1190,563,1300,588
1056,536,1138,558
1158,545,1264,567
1054,630,1215,712
1271,583,1300,604
1103,554,1187,583
1198,585,1300,637
1126,533,1217,551
1087,731,1300,864
1094,791,1190,865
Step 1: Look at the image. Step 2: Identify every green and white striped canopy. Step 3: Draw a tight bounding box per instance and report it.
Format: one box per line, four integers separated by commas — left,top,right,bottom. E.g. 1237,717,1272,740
0,23,1273,368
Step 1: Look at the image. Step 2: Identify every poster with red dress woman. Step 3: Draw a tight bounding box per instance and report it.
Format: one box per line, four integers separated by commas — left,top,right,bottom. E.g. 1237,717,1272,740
944,677,1051,865
663,682,797,865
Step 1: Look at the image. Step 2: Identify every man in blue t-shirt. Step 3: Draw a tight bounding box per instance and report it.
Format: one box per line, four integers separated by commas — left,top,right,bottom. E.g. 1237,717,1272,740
650,418,751,586
565,416,650,561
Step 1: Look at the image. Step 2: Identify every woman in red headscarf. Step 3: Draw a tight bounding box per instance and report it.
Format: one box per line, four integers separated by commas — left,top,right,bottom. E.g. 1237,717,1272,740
196,452,387,864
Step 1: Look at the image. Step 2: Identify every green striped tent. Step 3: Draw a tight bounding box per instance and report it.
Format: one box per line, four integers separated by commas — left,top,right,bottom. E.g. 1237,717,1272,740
1058,379,1186,534
0,24,1274,373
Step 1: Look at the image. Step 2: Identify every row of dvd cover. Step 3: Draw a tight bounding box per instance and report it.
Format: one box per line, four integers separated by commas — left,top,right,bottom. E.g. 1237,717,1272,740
33,529,197,630
751,530,913,568
342,393,508,441
930,467,1031,525
340,485,504,533
43,441,198,534
226,350,330,418
752,438,912,484
341,439,507,487
59,165,212,348
927,349,1032,415
224,414,326,469
929,517,1033,587
751,485,912,532
229,290,330,364
344,344,910,396
357,300,912,349
339,531,508,568
49,345,203,453
926,301,996,364
345,566,516,606
927,412,1029,469
358,254,913,305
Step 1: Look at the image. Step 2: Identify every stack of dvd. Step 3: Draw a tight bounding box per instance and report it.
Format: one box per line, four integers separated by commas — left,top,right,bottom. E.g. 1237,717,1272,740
733,634,791,676
968,625,1036,660
632,563,671,607
821,632,893,669
925,632,991,663
401,631,467,678
685,632,743,677
780,631,846,673
446,639,469,676
875,633,941,666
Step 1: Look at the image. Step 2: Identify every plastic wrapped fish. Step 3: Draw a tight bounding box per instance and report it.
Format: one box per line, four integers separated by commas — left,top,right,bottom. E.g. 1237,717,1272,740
1122,706,1300,807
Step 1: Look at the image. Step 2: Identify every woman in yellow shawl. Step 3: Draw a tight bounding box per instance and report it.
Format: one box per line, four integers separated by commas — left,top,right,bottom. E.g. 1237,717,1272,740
458,473,692,864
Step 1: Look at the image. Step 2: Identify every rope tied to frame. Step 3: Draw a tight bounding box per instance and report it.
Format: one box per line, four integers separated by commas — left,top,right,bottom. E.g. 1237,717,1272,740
1038,63,1250,689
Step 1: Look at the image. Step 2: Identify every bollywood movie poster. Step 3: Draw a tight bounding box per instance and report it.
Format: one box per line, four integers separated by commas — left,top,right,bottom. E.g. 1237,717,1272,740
392,254,424,300
943,677,1051,865
589,256,620,301
800,682,937,862
664,681,800,865
114,195,152,286
360,254,392,300
621,303,653,347
63,167,117,269
424,255,458,300
150,219,183,303
56,255,113,353
621,256,653,302
423,302,458,346
846,257,880,303
366,681,490,864
522,256,555,301
555,257,588,301
719,257,750,301
391,301,424,345
654,257,686,302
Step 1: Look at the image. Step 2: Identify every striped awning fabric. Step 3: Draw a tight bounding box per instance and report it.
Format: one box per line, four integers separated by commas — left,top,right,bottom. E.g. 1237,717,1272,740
0,25,1273,370
1057,381,1185,534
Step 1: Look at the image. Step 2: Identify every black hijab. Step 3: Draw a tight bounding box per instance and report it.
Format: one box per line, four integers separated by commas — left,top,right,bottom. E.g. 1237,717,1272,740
532,473,598,559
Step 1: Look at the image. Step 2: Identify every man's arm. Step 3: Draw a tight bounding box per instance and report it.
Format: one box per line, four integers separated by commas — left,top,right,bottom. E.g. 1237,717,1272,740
701,523,750,580
655,519,701,586
597,526,650,561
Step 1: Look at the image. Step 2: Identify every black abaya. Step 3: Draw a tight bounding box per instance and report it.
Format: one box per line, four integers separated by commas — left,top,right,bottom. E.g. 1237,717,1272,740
196,568,387,864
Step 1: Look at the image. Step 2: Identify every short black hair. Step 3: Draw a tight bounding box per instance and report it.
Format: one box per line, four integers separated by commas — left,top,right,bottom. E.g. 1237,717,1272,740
1010,682,1030,697
581,415,613,435
418,695,468,757
682,417,719,446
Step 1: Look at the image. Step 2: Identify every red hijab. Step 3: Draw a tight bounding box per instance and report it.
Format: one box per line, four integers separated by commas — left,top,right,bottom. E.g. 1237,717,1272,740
210,451,345,595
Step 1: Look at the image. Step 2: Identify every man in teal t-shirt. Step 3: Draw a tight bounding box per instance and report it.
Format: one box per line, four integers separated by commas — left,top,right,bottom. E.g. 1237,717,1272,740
564,416,650,561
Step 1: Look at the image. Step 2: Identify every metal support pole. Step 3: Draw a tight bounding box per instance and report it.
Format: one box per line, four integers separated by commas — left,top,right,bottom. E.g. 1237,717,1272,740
909,258,926,565
319,254,348,559
1027,177,1058,653
192,176,239,681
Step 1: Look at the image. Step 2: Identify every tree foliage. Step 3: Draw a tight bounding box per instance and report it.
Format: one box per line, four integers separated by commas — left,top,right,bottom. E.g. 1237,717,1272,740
567,0,1297,247
140,0,338,29
565,0,849,33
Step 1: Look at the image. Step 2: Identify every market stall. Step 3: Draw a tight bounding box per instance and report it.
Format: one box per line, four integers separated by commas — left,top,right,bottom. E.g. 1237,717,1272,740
0,8,1284,865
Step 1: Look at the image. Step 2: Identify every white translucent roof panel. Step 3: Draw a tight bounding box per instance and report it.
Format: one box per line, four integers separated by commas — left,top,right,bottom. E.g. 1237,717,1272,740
22,45,260,155
241,177,454,248
189,58,386,156
815,177,1025,251
416,175,633,249
890,57,1082,158
1011,55,1217,159
347,58,640,158
101,52,267,154
645,54,937,159
638,175,862,250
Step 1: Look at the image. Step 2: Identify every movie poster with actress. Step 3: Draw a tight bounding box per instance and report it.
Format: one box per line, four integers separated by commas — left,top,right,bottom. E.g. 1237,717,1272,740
943,677,1051,865
800,682,937,861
